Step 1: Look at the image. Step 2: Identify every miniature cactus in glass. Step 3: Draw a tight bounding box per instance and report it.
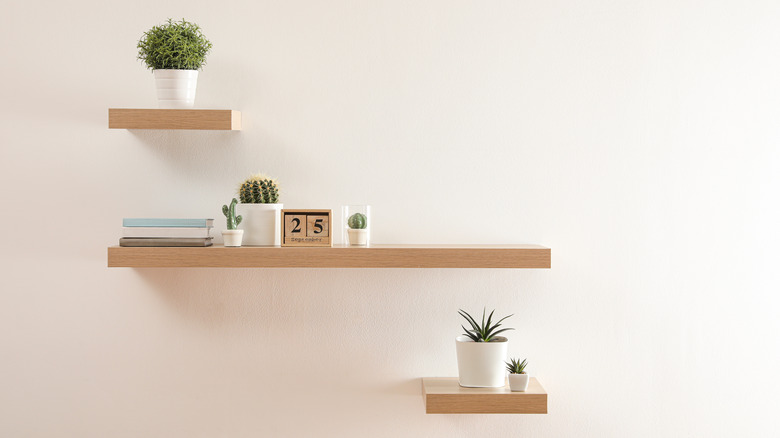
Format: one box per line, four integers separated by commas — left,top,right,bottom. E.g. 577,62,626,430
222,198,243,230
342,205,370,246
348,213,367,229
238,173,280,203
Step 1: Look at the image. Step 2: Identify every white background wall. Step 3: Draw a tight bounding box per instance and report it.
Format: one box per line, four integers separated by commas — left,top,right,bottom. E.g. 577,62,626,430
1,0,778,436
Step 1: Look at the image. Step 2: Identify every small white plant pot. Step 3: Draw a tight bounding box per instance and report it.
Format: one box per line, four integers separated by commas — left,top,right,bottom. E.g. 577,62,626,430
154,69,198,108
222,229,244,247
348,228,368,246
455,335,508,388
236,203,283,246
508,373,530,392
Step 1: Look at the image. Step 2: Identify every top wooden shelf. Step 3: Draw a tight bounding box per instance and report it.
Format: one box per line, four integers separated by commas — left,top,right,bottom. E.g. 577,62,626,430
108,109,241,130
107,244,551,268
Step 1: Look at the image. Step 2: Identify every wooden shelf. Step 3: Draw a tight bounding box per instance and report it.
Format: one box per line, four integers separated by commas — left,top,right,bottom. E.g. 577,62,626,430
107,244,551,268
422,377,547,414
108,109,241,130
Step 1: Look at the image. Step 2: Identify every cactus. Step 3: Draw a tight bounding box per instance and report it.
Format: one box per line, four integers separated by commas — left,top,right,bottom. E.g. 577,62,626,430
238,173,280,203
222,198,243,230
348,213,367,229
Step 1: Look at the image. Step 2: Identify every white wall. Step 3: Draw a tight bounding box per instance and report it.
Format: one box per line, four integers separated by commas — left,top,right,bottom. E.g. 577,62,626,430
1,0,778,436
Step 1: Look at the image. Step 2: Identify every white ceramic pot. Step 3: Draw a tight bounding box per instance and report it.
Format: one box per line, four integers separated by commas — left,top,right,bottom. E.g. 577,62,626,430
348,228,368,246
154,69,198,108
508,373,529,392
455,335,508,388
236,203,283,246
222,229,244,247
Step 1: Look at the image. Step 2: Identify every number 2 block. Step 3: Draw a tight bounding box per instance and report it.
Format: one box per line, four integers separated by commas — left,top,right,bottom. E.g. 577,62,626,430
285,214,306,236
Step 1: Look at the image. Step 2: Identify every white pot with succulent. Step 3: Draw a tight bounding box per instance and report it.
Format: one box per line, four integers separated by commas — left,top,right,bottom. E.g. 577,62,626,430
455,308,513,388
235,174,283,246
137,18,213,108
342,205,370,247
506,358,530,392
347,213,368,246
221,198,244,247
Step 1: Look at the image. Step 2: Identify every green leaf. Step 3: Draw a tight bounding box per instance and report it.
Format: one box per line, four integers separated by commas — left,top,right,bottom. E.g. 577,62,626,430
485,328,514,342
459,309,480,332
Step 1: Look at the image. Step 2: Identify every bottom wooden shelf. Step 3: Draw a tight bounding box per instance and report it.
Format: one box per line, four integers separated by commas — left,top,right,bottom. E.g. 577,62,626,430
422,377,547,414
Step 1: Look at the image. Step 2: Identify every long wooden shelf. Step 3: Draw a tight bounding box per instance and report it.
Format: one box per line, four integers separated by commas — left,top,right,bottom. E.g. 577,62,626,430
107,244,551,268
108,108,241,130
422,377,547,414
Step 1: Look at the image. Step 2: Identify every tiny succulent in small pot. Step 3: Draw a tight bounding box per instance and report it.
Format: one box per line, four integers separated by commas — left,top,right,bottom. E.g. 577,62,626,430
506,358,530,392
221,198,244,247
235,173,283,246
455,308,514,388
347,212,368,246
137,18,212,108
505,358,528,374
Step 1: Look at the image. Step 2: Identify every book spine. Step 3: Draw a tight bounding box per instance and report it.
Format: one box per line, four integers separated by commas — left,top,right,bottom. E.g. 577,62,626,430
119,238,213,247
123,218,214,228
121,227,212,238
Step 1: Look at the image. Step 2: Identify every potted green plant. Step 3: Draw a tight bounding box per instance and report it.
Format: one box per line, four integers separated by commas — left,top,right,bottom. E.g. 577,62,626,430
137,18,212,108
342,205,370,246
221,198,243,247
505,358,529,392
347,213,368,246
235,173,282,246
456,308,513,388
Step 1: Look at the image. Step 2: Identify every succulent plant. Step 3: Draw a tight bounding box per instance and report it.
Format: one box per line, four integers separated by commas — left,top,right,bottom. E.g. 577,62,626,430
459,308,514,342
348,213,367,229
505,358,528,374
222,198,243,230
238,173,280,203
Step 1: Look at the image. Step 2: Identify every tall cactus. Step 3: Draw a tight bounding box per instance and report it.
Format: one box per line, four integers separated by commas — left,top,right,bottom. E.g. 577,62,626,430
222,198,243,230
238,173,280,203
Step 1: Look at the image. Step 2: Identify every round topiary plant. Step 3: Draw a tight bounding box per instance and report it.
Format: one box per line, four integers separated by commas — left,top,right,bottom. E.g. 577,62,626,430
137,18,212,70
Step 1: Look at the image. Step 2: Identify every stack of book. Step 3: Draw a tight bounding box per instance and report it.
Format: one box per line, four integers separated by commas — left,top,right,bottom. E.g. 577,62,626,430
120,218,214,247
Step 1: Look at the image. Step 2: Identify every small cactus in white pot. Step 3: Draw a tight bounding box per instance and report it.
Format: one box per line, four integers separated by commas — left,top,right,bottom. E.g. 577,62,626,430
221,198,243,247
347,213,368,246
506,358,529,392
235,173,283,246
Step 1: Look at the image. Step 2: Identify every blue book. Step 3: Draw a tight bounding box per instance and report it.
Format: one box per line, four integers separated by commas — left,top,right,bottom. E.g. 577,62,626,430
123,218,214,228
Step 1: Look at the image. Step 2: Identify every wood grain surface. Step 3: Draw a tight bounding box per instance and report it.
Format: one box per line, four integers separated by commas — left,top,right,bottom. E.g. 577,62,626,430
107,244,551,268
422,377,547,414
108,109,241,130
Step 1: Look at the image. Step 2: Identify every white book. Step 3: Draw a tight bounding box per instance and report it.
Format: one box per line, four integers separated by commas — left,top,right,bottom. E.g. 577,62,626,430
121,227,212,238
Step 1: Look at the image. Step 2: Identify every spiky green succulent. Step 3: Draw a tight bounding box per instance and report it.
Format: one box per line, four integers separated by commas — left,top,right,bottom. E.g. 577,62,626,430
238,174,280,204
459,308,514,342
222,198,243,230
348,213,367,229
505,358,528,374
137,19,212,70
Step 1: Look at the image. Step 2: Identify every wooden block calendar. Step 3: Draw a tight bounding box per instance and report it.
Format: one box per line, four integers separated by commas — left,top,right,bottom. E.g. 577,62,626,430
281,209,332,247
